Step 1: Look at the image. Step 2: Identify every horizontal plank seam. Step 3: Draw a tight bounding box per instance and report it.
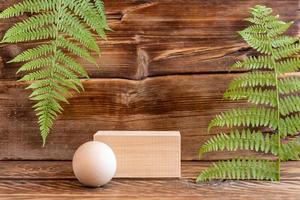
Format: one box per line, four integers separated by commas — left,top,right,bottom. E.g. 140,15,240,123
0,70,248,82
0,178,297,181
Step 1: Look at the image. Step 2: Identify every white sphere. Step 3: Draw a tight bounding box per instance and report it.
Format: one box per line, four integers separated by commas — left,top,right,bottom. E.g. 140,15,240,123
72,141,117,187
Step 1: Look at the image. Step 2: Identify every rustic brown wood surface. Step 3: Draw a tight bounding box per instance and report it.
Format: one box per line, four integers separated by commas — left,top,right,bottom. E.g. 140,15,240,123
0,161,298,199
0,0,299,80
0,74,261,160
0,0,299,161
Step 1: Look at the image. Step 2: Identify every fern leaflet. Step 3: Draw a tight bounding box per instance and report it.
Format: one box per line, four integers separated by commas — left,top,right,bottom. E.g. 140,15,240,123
197,159,279,182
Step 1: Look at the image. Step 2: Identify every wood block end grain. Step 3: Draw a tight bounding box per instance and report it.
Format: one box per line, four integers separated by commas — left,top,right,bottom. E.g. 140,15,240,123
94,131,181,178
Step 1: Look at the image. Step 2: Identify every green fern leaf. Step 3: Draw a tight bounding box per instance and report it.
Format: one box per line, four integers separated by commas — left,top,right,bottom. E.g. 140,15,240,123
56,51,89,78
277,58,300,74
273,43,300,59
239,31,272,54
0,0,108,146
3,13,56,39
16,57,53,73
208,107,277,131
57,37,96,64
197,159,279,182
59,8,99,52
0,0,56,18
58,22,99,52
19,69,51,82
224,88,277,106
278,77,300,94
2,26,56,43
232,56,274,70
272,36,298,48
198,5,300,182
228,72,276,89
250,5,272,18
8,44,54,63
280,139,300,161
267,21,293,37
94,0,109,30
280,115,300,137
279,95,300,116
245,15,278,26
199,130,279,158
67,0,107,39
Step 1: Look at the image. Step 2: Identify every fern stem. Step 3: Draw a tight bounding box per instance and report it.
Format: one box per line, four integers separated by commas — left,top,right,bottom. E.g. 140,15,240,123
272,51,281,181
41,0,63,147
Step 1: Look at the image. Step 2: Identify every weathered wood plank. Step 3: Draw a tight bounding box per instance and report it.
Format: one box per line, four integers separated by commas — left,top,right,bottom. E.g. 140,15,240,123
0,74,253,160
0,161,299,181
0,42,141,80
0,179,295,200
0,161,298,200
94,131,181,178
0,0,298,80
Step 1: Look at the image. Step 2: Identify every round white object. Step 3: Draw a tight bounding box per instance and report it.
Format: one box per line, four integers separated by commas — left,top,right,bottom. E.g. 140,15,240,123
72,141,117,187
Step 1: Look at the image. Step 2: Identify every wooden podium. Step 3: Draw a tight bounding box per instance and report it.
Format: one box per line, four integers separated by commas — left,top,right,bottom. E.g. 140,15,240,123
94,131,181,178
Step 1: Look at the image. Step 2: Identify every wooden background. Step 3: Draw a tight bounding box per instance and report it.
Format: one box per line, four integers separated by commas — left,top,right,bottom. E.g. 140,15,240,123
0,0,299,161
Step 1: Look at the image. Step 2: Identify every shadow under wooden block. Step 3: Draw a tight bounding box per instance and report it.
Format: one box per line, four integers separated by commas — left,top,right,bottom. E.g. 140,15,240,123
94,131,181,178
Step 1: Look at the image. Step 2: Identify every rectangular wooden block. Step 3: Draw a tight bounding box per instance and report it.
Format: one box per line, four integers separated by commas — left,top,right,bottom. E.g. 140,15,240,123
94,131,181,178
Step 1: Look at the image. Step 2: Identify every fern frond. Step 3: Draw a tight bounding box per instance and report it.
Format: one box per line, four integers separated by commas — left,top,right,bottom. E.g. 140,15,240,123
198,4,300,182
228,72,276,89
208,107,277,131
232,56,274,70
199,130,279,158
279,95,300,116
0,0,108,145
197,159,278,182
224,88,277,106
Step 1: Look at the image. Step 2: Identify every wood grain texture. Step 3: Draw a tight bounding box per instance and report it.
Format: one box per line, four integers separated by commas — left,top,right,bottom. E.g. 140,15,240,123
94,131,181,178
0,161,299,199
0,0,299,80
0,0,299,161
0,74,255,161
